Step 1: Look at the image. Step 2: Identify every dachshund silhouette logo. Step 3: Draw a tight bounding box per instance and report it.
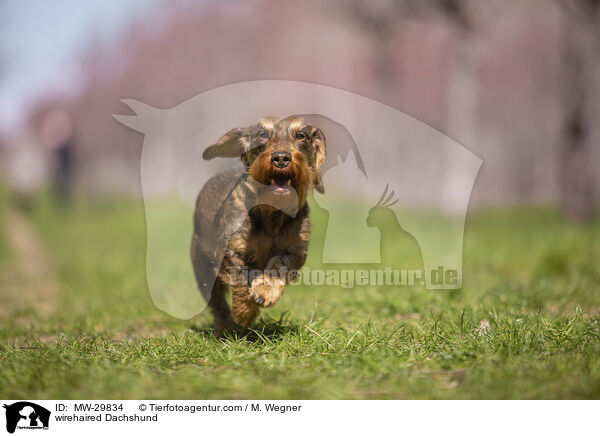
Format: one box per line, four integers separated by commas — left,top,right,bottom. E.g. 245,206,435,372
3,402,50,433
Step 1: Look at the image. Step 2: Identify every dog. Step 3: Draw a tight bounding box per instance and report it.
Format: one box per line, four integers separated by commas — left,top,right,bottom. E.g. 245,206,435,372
191,116,326,335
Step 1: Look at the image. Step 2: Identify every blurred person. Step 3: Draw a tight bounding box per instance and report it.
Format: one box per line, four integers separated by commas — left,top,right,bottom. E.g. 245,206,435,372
38,108,74,205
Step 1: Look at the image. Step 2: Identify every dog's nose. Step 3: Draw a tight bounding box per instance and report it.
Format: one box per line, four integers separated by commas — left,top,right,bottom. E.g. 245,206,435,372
271,151,291,168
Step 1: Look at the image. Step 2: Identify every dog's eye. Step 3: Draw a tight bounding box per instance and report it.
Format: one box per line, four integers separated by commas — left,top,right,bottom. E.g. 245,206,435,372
296,132,306,140
258,131,269,140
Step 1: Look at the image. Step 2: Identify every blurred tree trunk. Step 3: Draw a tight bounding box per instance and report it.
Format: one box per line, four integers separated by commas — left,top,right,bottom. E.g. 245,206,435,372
344,0,471,99
344,1,403,97
559,0,599,221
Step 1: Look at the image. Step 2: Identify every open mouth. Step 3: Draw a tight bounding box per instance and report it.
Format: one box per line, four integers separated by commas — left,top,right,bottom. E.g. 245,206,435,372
271,173,292,193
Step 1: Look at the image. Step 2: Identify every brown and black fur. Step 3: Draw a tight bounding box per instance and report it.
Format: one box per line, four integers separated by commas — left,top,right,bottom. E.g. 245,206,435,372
191,116,326,335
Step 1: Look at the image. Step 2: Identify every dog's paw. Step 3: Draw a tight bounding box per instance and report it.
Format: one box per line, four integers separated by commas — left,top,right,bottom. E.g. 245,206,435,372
248,275,285,308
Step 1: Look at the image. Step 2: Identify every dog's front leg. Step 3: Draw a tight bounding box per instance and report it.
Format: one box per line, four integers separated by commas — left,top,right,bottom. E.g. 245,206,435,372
249,251,306,308
219,250,260,328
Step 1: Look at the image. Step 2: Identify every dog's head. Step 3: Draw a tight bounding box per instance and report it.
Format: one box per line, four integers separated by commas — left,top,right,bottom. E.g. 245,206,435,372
203,116,327,207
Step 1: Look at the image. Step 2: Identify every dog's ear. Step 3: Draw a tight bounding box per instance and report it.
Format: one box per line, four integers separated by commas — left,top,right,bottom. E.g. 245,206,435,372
310,127,327,193
202,128,248,160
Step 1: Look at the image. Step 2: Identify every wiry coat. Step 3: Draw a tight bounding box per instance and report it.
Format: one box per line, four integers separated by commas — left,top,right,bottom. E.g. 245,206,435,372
191,116,326,334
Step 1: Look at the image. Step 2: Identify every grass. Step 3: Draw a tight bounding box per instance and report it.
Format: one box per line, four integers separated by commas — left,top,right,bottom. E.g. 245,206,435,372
1,192,599,399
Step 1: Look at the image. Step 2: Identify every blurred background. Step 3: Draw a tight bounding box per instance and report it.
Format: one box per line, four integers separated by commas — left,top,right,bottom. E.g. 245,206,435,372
1,0,600,316
1,0,599,218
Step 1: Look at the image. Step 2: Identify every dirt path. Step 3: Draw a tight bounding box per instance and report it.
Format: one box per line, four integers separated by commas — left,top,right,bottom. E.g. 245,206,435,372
0,208,59,318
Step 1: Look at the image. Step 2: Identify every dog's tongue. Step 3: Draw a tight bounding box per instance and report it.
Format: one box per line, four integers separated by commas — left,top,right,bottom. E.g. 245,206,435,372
272,174,291,192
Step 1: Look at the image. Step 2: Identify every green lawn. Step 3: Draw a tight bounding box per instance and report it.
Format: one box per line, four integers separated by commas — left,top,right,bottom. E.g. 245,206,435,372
1,193,599,399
